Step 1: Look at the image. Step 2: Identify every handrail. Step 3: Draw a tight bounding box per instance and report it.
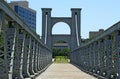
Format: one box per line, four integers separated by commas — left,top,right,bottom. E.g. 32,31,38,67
72,21,120,52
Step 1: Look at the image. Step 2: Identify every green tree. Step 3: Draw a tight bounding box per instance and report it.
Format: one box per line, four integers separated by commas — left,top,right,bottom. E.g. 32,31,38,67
52,48,70,58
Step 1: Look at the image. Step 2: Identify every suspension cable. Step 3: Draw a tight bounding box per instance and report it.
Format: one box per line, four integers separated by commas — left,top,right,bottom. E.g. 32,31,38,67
45,14,48,44
75,14,80,46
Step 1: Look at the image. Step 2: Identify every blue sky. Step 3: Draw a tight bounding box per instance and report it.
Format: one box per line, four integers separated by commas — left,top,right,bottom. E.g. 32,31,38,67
7,0,120,38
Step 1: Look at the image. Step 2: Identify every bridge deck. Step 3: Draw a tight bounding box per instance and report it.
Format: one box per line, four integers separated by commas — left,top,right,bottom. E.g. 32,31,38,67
36,63,97,79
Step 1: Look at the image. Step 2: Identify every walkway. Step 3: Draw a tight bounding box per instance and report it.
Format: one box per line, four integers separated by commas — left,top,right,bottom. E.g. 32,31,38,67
36,63,97,79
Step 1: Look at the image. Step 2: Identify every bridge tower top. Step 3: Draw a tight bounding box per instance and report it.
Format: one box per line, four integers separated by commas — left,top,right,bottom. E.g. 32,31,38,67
71,8,82,11
41,8,82,50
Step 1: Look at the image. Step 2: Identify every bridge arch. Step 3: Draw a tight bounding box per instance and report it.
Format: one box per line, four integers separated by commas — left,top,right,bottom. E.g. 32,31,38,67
51,18,72,29
41,8,81,50
52,22,71,35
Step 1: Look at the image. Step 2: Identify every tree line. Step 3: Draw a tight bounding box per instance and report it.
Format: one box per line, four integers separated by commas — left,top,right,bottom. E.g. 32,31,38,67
52,48,70,58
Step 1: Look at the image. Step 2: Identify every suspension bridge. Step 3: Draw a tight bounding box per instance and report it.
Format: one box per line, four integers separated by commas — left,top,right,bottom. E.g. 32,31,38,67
0,1,120,79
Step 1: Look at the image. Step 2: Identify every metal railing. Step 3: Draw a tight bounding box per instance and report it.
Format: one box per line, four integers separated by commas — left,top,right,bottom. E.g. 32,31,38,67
70,21,120,79
0,1,52,79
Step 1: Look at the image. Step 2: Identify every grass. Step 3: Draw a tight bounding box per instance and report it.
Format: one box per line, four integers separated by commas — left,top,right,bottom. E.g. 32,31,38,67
53,56,69,63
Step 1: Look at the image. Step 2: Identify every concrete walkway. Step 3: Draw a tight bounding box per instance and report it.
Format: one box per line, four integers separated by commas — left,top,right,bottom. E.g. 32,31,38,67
36,63,97,79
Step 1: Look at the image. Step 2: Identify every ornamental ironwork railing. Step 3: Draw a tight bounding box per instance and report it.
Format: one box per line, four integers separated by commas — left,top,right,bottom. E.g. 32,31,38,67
0,1,52,79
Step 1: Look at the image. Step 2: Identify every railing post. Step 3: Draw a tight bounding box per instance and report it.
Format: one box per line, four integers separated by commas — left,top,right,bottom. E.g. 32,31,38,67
87,46,90,71
39,47,43,70
33,40,37,74
35,42,39,73
44,49,47,67
117,48,120,79
16,29,25,79
92,43,96,73
81,48,84,69
90,44,94,72
78,49,81,67
6,21,17,79
43,48,46,67
39,47,42,70
22,34,31,78
105,35,112,79
41,48,44,69
76,50,79,66
19,30,26,79
114,30,120,79
26,35,31,77
95,42,99,74
84,47,87,70
89,45,92,71
0,10,9,79
98,39,104,76
82,48,85,69
12,26,24,79
44,48,47,68
37,45,41,71
42,48,45,68
29,39,35,75
85,46,89,70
